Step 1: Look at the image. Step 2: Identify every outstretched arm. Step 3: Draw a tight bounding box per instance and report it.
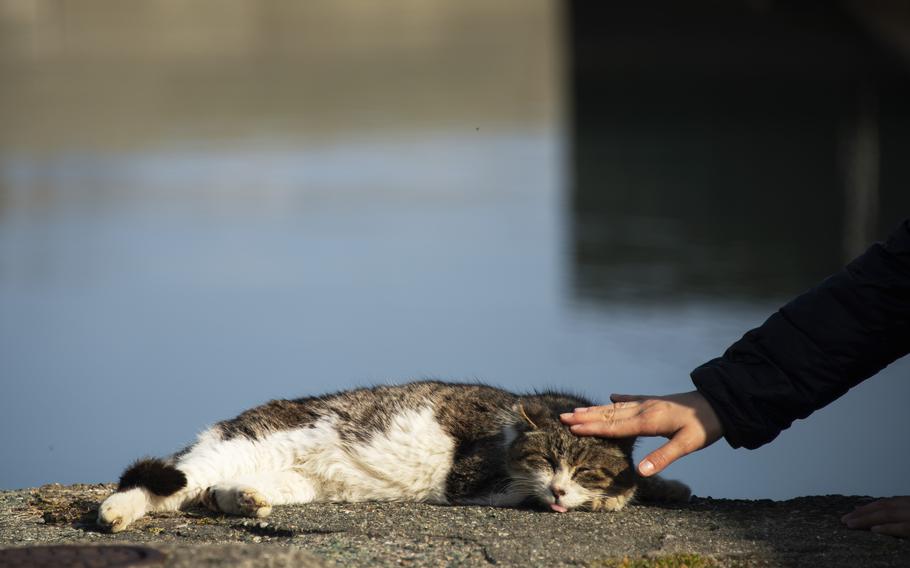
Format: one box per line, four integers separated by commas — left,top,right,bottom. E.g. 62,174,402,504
692,219,910,450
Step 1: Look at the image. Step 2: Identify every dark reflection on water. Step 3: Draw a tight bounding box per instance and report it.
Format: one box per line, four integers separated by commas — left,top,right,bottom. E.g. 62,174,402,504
1,1,909,501
571,78,846,302
570,2,910,303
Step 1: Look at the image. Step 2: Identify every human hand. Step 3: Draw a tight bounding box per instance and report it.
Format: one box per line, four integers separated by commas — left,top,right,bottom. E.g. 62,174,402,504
560,391,723,477
841,496,910,538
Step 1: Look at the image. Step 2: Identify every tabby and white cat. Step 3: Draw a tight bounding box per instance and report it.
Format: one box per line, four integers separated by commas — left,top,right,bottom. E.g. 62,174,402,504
98,381,689,532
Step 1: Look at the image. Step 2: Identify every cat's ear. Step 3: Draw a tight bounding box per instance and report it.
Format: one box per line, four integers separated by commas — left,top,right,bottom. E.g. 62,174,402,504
516,400,539,430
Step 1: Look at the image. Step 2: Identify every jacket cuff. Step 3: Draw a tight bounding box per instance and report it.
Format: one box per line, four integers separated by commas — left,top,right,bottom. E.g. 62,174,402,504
691,361,746,449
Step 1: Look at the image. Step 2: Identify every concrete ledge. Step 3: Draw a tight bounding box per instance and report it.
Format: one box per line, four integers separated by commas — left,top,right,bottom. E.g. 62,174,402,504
1,484,907,566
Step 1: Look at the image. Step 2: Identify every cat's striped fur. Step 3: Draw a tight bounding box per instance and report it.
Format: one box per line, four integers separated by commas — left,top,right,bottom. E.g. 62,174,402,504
98,381,690,532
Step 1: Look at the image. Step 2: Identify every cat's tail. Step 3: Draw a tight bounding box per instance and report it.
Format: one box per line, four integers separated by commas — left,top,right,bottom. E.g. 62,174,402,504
635,474,691,503
117,457,187,496
98,457,188,532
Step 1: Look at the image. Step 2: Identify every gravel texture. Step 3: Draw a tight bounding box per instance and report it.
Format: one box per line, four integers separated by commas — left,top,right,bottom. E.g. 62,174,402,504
1,484,908,567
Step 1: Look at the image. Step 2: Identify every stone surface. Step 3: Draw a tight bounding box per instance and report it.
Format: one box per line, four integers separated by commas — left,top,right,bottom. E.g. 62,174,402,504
1,484,907,567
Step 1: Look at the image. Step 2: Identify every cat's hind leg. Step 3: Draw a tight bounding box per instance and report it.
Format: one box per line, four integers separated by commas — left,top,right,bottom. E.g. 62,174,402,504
200,471,316,518
200,484,272,518
97,487,148,533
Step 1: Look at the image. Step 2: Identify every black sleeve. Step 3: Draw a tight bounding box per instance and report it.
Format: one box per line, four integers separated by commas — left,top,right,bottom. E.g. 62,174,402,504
691,219,910,449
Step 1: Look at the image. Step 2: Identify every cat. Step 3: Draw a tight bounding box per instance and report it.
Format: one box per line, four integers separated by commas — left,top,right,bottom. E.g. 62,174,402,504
97,381,690,532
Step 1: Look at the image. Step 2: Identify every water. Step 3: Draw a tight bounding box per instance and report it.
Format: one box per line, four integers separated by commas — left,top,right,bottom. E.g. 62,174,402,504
1,1,909,500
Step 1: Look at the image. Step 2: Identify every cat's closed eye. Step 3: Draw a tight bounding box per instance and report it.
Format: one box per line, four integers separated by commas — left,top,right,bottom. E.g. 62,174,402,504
524,454,556,471
573,467,605,480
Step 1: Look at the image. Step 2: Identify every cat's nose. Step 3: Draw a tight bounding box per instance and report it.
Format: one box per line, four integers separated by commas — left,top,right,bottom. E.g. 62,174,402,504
551,485,566,499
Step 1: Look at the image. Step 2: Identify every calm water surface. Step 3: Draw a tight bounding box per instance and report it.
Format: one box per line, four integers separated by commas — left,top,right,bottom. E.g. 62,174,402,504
1,1,908,499
3,134,908,499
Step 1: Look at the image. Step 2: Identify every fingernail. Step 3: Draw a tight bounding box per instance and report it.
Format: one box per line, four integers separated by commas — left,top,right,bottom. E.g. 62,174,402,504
560,413,572,419
570,424,581,431
639,460,655,476
574,407,589,413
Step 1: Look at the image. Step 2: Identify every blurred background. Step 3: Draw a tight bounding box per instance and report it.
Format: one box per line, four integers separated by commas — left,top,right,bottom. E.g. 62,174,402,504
1,0,908,499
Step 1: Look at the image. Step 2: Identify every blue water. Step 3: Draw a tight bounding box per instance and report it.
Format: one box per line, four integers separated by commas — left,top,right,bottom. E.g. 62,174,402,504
2,132,908,499
1,1,908,501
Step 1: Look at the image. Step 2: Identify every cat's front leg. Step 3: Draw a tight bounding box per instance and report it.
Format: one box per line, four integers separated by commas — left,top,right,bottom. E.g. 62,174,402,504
456,492,528,508
635,474,691,503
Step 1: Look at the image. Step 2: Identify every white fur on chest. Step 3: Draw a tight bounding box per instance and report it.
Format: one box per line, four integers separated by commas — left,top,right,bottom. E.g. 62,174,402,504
322,406,456,503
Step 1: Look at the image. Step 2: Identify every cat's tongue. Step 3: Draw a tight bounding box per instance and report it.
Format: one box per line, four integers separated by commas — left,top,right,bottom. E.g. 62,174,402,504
550,503,568,513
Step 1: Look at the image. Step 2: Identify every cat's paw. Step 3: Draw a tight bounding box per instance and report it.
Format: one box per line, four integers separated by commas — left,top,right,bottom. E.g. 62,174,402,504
97,490,146,533
589,491,633,512
202,485,272,518
635,475,692,504
237,488,272,518
660,479,692,502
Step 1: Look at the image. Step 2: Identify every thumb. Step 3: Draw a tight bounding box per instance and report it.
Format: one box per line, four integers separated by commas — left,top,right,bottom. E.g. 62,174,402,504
637,438,689,476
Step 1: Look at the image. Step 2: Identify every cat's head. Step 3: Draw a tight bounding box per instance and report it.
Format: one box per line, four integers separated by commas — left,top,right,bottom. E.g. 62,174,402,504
505,398,637,512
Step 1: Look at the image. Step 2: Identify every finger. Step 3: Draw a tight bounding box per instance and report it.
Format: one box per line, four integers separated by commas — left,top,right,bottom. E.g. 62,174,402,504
842,500,885,522
559,402,639,424
578,402,643,413
568,417,650,438
610,394,648,403
561,405,643,425
638,435,697,476
845,496,910,520
611,401,643,409
871,522,910,538
842,497,910,526
843,507,910,529
572,404,640,412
